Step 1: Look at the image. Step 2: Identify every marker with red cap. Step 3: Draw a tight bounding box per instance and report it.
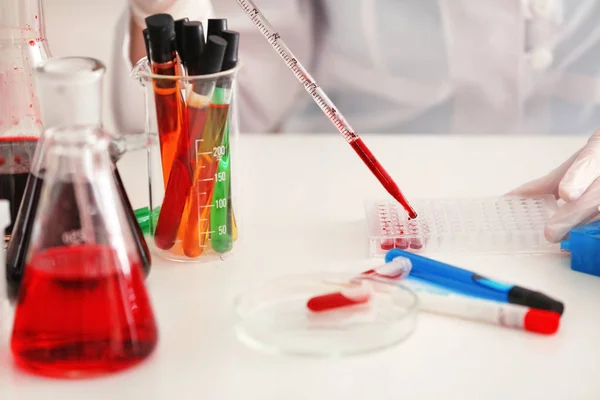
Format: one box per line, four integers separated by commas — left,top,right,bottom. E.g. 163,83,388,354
307,258,561,335
413,288,560,335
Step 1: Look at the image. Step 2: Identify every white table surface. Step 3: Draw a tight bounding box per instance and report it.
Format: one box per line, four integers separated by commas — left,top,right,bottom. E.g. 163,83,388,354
1,134,599,400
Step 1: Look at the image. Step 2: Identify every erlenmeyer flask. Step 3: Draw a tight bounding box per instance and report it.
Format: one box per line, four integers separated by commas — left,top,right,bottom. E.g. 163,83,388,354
0,0,50,240
5,57,152,295
10,125,158,377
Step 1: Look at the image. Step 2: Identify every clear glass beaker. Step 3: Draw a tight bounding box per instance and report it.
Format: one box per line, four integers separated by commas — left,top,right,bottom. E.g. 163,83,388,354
132,57,242,262
0,0,51,240
10,125,158,378
6,57,152,295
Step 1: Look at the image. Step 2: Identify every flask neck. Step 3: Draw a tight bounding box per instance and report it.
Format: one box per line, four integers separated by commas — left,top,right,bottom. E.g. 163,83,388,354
0,0,46,38
35,57,105,129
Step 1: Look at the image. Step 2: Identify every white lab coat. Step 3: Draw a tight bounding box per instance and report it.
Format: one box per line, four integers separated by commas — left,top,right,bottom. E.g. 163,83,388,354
112,0,600,135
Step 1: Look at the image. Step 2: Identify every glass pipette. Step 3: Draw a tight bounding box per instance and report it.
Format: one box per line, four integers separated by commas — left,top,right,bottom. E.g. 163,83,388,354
234,0,418,219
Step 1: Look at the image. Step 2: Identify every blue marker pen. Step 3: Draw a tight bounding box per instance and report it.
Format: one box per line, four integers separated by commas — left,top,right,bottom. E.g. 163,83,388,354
384,249,564,315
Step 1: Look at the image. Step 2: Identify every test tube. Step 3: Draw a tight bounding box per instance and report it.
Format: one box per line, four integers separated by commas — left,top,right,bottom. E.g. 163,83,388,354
145,13,188,187
153,31,227,253
210,30,239,253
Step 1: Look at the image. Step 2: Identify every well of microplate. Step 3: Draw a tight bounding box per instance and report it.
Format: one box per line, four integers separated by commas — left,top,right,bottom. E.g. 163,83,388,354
235,272,418,357
365,196,559,257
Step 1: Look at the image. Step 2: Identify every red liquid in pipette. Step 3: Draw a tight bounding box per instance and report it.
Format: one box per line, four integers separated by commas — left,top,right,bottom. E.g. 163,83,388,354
11,245,158,377
350,139,417,219
232,0,418,219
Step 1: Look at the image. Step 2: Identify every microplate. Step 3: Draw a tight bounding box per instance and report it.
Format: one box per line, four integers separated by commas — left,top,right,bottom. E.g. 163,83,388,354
365,196,560,257
235,272,418,357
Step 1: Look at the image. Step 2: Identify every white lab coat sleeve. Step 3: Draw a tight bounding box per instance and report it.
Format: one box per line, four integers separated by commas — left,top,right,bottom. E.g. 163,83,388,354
212,1,316,133
110,3,214,134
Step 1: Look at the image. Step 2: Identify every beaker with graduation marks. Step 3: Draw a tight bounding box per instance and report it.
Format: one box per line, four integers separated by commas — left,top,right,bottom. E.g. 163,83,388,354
10,124,158,378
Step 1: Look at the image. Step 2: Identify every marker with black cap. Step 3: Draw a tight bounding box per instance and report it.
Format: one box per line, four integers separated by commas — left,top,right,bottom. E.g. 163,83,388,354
144,13,187,187
210,29,240,253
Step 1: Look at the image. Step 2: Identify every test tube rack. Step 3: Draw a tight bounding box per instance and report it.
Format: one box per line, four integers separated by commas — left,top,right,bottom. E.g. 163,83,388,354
365,196,560,257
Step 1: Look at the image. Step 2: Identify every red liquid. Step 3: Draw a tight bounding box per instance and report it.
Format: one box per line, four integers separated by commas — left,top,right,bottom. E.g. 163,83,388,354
6,169,152,297
11,245,157,378
349,138,417,219
153,106,208,251
307,290,370,312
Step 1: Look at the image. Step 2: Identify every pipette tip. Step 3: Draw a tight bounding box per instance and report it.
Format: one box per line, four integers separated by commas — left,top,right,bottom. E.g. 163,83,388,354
388,188,417,219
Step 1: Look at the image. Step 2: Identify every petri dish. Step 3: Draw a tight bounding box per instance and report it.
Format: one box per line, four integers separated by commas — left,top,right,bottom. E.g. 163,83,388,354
234,272,418,357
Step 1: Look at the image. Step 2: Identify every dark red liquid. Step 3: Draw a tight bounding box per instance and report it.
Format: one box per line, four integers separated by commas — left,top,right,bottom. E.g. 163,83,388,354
0,137,39,238
6,168,151,296
11,245,157,378
349,138,417,219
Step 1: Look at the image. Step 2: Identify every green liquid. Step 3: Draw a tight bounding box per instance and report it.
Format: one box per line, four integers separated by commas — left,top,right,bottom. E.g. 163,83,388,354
135,206,160,235
210,116,233,253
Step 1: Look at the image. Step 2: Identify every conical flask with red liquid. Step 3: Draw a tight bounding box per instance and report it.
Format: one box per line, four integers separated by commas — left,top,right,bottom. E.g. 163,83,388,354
5,57,152,295
0,0,51,241
10,124,158,378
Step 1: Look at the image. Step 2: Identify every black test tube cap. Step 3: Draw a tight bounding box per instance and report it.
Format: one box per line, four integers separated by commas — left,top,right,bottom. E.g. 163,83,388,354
182,21,206,74
174,17,189,63
207,18,228,38
199,35,227,75
220,30,239,71
142,28,151,60
145,13,176,64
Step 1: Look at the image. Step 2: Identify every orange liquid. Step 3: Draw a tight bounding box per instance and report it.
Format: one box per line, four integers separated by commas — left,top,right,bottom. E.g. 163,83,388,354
181,103,230,257
151,61,187,187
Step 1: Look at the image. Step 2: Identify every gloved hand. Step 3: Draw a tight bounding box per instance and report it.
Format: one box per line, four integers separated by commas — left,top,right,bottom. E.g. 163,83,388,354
129,0,213,28
508,130,600,243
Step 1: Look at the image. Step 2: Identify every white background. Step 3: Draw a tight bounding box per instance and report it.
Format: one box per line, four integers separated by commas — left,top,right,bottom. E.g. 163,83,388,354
45,0,123,132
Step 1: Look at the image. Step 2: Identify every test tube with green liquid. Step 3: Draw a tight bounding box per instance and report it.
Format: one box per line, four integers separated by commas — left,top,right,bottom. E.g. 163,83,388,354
210,88,233,253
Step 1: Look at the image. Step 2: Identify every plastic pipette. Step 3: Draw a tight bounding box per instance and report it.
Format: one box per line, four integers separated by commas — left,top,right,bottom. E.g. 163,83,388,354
234,0,417,219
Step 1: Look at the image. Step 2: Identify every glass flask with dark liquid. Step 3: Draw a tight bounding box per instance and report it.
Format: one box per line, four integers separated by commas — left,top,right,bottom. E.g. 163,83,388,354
0,0,51,240
10,124,158,378
5,57,152,295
